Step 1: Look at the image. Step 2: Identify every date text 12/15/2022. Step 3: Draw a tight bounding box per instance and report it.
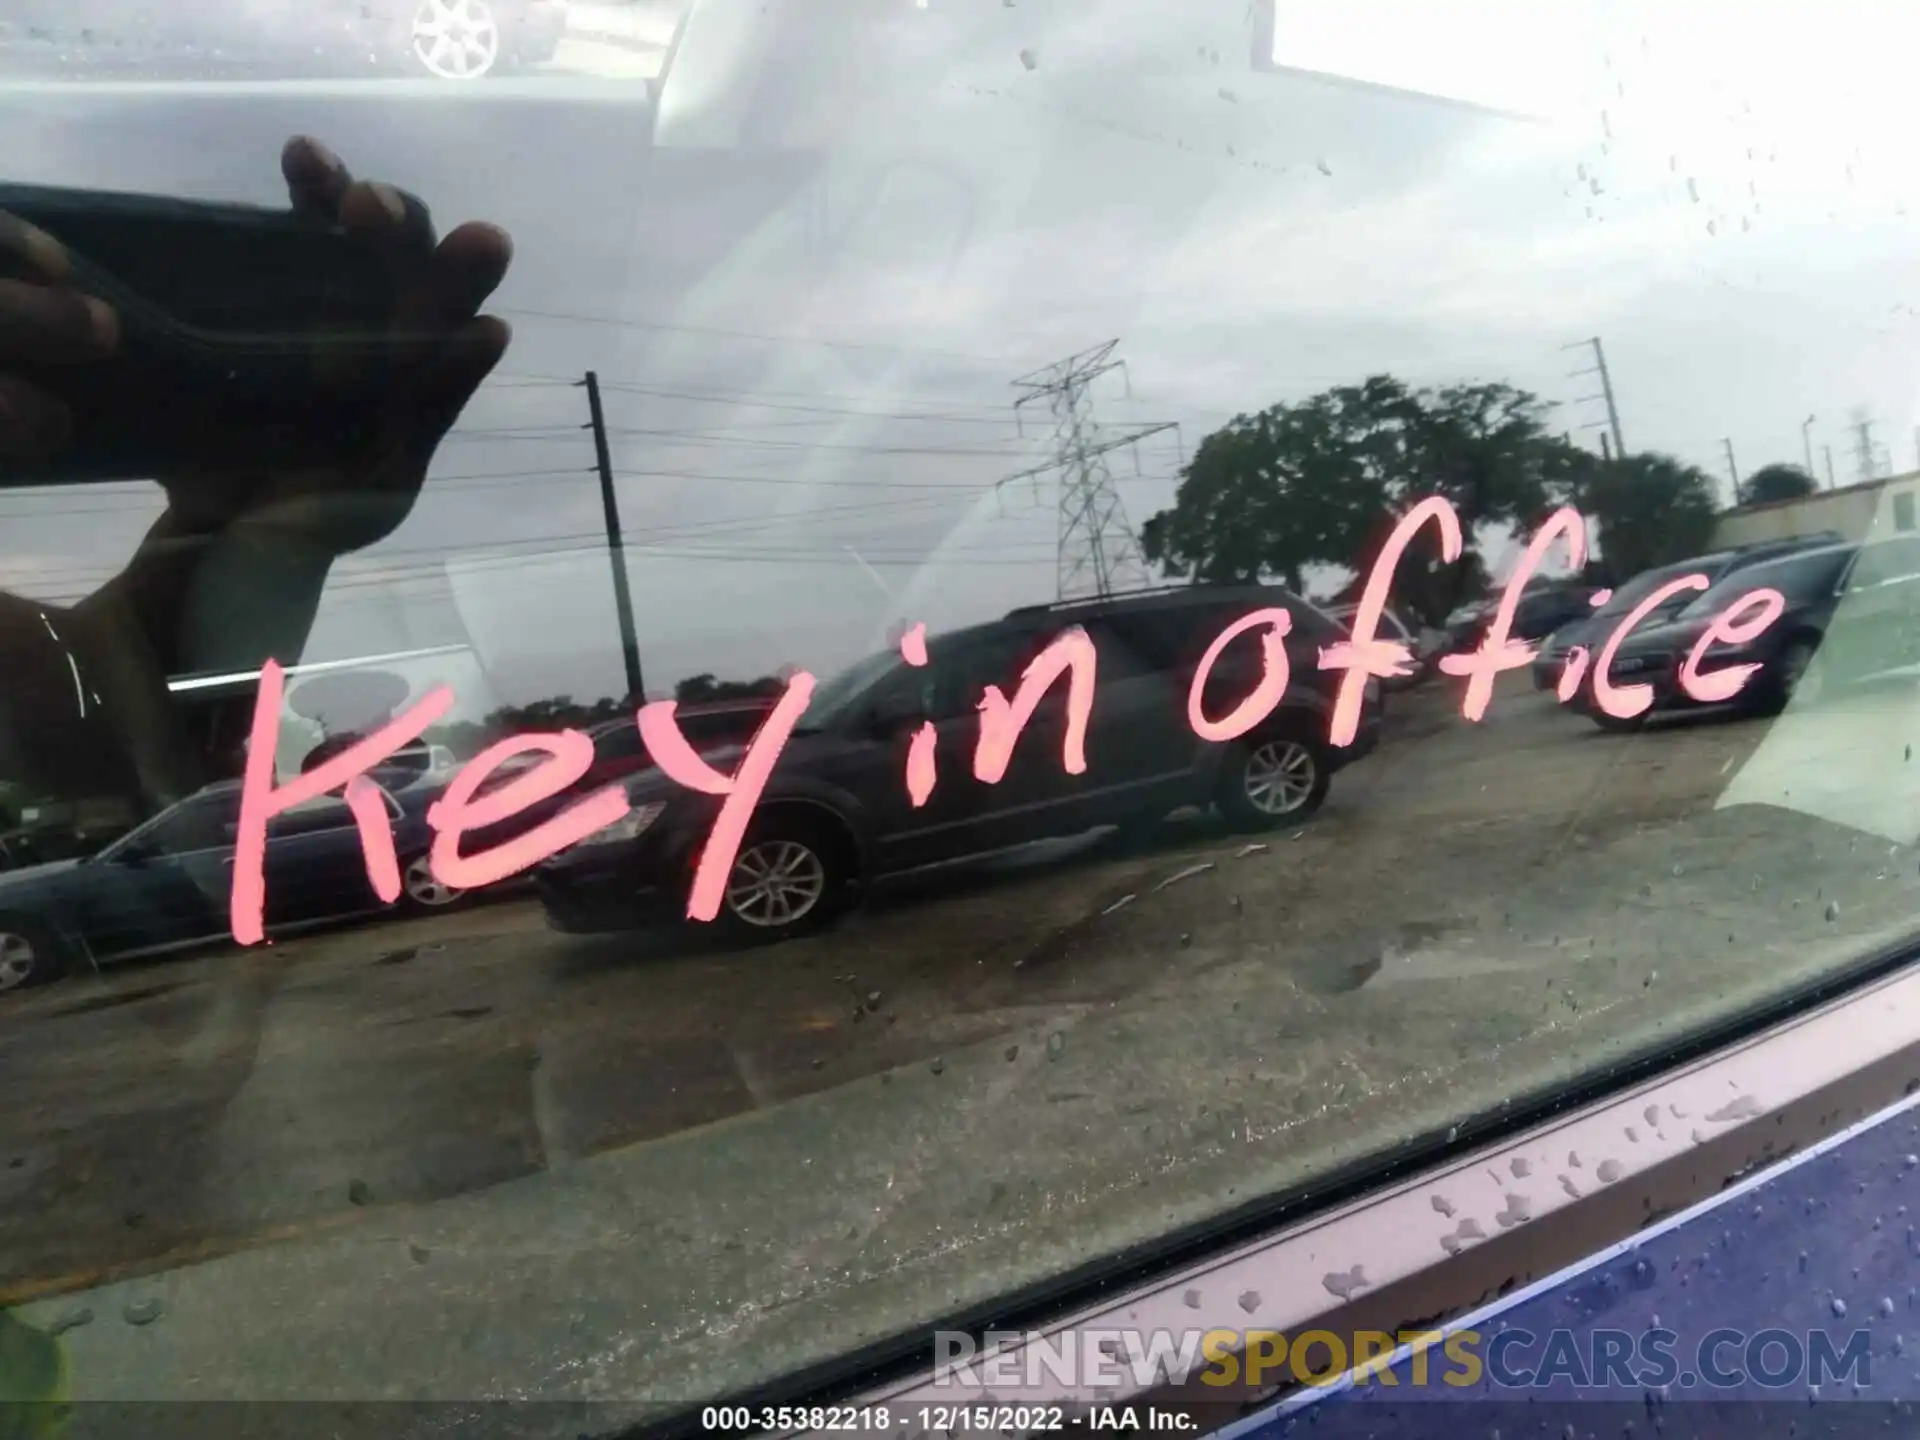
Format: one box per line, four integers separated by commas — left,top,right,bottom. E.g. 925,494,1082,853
225,498,1784,945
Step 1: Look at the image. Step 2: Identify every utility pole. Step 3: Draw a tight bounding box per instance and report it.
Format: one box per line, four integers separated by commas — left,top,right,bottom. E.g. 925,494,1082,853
1721,438,1739,505
1824,444,1836,489
998,341,1178,600
1802,414,1817,477
582,371,645,704
1565,337,1625,462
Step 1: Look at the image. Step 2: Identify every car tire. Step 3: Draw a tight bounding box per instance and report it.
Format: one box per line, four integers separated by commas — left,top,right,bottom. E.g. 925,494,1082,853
1215,733,1331,831
713,812,852,944
399,853,469,913
1759,633,1824,715
1589,707,1647,735
0,917,68,993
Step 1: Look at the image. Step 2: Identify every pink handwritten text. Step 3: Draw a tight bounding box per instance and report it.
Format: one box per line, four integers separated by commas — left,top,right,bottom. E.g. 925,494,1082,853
227,500,1787,942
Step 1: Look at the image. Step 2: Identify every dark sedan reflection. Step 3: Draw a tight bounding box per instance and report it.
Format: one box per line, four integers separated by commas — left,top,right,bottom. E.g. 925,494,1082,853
0,774,455,991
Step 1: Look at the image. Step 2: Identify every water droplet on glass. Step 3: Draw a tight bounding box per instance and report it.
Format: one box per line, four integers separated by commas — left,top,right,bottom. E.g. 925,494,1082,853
1238,1290,1261,1314
1316,158,1333,177
1687,178,1700,203
1827,901,1841,922
48,1308,92,1336
1834,1298,1850,1318
1017,47,1037,70
1047,1032,1065,1060
121,1299,163,1326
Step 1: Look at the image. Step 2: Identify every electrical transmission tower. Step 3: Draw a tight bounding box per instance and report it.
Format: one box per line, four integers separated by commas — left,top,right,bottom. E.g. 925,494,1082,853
997,341,1179,601
1850,408,1880,485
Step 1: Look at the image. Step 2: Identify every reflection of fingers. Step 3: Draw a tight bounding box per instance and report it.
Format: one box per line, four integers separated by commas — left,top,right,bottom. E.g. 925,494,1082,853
0,280,117,363
397,222,513,332
0,376,72,457
339,179,436,258
406,315,511,435
0,214,72,284
282,136,351,220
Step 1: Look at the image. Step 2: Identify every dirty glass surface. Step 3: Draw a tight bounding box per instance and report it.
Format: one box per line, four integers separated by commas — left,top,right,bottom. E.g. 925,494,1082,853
2,0,1919,1424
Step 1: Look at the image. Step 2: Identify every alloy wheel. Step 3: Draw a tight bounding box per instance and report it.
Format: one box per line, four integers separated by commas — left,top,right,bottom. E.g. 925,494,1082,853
1243,740,1318,816
404,855,464,908
410,0,500,80
725,839,828,929
0,933,37,993
1781,641,1822,706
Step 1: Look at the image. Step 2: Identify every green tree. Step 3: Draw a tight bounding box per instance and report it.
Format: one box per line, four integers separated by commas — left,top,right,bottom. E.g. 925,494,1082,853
674,674,783,705
1742,463,1817,505
1569,452,1720,581
1141,375,1577,625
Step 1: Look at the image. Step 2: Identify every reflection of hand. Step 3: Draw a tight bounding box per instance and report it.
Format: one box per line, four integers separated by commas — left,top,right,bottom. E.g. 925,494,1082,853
12,137,516,806
160,135,513,555
0,215,119,461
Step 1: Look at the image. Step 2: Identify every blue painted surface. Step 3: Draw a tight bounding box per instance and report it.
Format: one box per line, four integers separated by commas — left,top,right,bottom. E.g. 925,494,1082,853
1224,1091,1920,1439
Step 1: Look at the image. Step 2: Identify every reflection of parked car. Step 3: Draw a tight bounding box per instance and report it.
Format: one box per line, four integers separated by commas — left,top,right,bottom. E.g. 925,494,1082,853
1446,582,1596,656
1532,533,1847,692
7,0,567,81
445,698,777,857
1325,603,1432,691
0,778,455,992
1569,541,1864,730
535,584,1383,942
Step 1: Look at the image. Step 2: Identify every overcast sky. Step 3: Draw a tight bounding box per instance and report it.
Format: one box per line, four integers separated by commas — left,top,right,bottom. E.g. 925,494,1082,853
2,0,1917,723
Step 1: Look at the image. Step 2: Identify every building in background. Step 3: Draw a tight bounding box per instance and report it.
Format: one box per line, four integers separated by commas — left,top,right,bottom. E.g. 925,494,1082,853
1713,470,1920,551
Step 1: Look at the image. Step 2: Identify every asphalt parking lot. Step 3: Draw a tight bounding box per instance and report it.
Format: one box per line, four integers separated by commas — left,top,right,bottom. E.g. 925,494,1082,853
0,673,1784,1303
16,666,1920,1413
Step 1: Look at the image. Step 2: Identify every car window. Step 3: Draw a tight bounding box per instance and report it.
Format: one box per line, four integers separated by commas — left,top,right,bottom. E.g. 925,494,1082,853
929,628,1042,719
268,797,375,839
9,0,1920,1420
142,795,239,855
1678,549,1851,619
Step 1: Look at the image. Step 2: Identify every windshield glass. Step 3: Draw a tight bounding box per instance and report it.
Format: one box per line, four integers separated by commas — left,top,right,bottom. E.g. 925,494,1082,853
7,0,1920,1419
804,647,902,728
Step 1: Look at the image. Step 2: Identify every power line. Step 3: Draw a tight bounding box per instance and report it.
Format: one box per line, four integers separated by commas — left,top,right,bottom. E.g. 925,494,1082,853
598,429,1043,457
492,304,1012,367
587,380,1020,424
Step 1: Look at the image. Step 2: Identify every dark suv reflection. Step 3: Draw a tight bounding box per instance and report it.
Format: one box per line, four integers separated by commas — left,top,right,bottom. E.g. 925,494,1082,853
535,585,1384,941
